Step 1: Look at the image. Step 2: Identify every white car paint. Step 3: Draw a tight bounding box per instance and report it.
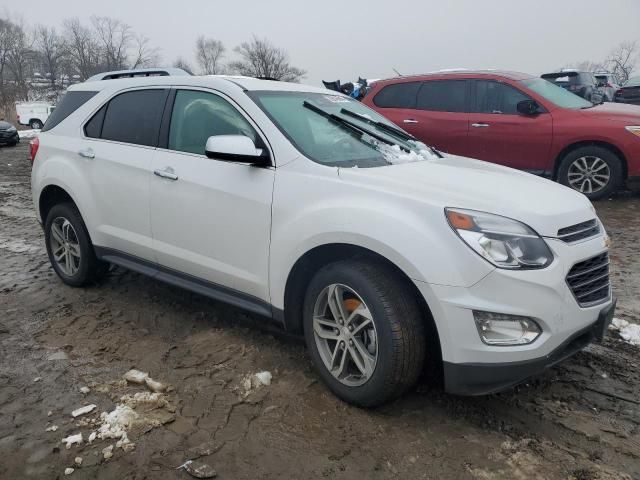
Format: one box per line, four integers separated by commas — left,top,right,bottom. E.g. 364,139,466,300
31,74,612,389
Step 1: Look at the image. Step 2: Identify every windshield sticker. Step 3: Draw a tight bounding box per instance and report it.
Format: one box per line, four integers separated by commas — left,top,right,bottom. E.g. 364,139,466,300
323,95,351,103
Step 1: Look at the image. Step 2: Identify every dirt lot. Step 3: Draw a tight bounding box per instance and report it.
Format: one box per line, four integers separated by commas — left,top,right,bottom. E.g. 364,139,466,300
1,142,639,480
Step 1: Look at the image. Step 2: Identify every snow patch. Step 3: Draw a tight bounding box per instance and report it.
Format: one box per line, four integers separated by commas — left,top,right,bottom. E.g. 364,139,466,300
240,371,273,396
378,142,437,165
610,318,640,346
18,129,39,139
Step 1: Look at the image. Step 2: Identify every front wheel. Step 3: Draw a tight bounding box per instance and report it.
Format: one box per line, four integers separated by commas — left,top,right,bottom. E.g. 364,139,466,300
303,260,426,407
557,146,622,200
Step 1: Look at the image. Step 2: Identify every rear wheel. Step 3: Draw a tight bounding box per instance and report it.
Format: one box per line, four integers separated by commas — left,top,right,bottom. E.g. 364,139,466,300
29,119,43,130
557,146,622,200
303,260,426,407
44,203,108,286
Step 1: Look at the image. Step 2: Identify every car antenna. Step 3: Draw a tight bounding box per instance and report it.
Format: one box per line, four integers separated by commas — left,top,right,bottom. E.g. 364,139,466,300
392,68,402,77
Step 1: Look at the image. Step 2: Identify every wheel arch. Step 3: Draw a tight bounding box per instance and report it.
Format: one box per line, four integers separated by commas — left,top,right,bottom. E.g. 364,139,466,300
39,184,80,225
552,140,628,180
280,243,442,361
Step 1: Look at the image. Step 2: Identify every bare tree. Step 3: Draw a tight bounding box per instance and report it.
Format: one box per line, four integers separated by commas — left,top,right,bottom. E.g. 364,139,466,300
91,16,132,71
605,40,638,84
5,18,34,100
63,18,101,81
34,25,67,88
130,34,160,69
173,56,194,75
228,36,305,82
195,36,225,75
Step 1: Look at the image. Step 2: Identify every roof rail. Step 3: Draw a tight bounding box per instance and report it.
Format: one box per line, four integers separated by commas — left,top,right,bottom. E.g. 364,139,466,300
85,67,191,82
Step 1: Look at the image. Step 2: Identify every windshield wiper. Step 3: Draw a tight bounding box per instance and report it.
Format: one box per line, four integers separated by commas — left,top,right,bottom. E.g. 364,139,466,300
303,101,409,152
340,108,415,141
340,108,442,157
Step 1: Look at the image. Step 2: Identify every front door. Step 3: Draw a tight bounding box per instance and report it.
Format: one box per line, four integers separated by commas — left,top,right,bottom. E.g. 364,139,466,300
466,80,553,171
149,88,274,301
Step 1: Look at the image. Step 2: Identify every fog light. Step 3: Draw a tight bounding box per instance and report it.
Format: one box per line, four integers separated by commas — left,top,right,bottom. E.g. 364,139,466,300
473,311,541,346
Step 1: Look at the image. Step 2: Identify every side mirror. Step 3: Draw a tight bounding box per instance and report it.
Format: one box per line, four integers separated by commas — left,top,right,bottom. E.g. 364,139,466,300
516,99,540,116
205,135,270,166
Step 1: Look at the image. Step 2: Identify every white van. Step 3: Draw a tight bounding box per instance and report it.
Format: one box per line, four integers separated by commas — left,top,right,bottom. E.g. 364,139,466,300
16,102,55,129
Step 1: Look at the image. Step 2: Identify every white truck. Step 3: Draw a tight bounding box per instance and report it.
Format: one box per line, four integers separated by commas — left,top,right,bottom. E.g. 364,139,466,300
16,102,55,129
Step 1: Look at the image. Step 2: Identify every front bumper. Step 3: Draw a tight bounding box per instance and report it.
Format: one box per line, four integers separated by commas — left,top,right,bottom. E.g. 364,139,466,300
443,298,615,395
0,131,19,145
415,234,614,395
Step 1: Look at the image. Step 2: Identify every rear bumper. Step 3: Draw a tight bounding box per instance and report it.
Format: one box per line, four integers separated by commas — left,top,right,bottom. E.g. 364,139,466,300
443,298,616,395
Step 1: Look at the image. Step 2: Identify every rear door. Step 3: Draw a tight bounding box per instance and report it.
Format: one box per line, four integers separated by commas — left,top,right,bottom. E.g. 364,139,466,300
149,88,274,302
82,88,168,261
368,79,471,156
409,79,471,156
465,80,553,172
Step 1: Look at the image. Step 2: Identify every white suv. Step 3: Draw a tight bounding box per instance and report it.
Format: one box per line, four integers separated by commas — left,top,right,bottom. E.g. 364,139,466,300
31,72,616,407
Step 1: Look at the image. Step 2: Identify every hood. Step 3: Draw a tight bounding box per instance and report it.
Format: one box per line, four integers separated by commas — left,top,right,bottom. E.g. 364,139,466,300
339,154,596,237
576,102,640,124
0,121,15,130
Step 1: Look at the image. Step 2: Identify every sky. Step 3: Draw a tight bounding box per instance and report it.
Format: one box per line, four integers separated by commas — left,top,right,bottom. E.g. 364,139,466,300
4,0,640,85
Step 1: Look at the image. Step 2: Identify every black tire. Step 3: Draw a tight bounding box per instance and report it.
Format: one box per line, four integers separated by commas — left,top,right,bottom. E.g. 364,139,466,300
30,119,43,129
44,202,108,287
303,260,426,407
557,146,623,200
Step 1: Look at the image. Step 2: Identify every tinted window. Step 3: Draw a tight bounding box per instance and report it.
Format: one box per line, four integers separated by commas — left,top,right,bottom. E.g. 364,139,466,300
168,90,258,155
416,80,467,112
373,82,420,108
101,89,167,147
41,91,98,132
84,105,106,138
474,81,530,114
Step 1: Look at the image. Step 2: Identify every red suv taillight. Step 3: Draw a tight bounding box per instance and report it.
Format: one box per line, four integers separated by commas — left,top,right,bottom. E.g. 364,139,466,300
29,137,39,165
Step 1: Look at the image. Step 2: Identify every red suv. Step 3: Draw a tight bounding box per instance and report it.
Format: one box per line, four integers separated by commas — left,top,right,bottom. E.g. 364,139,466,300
363,70,640,200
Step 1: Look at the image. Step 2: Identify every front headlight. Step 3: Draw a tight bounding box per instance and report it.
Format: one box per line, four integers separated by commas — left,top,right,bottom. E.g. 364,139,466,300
625,126,640,138
445,208,553,269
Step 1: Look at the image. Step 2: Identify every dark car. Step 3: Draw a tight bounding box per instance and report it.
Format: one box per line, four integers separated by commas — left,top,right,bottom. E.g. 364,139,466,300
541,71,600,102
614,76,640,105
0,121,20,146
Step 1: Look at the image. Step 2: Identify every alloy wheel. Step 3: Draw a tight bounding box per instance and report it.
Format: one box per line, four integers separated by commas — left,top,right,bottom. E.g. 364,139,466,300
312,283,378,387
567,156,611,194
49,217,81,276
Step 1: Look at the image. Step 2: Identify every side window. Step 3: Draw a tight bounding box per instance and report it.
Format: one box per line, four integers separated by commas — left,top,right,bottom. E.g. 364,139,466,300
168,90,258,156
84,105,106,138
474,81,530,115
372,82,420,108
41,91,98,132
100,89,167,147
416,80,467,112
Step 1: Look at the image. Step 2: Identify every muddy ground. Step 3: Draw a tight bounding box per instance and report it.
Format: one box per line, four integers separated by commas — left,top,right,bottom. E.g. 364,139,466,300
1,142,639,480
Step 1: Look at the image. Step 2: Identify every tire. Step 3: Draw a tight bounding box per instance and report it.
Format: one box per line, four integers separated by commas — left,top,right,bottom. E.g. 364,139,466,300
30,119,43,130
44,202,108,287
557,146,623,200
303,260,426,407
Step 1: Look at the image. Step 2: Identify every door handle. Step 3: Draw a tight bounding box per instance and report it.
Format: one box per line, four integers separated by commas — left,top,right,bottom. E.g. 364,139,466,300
471,123,490,128
154,167,178,181
78,148,95,159
403,119,419,124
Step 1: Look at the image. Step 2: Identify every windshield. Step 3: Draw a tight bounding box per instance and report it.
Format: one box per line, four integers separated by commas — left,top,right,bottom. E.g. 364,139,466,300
625,76,640,87
248,91,437,168
522,78,592,109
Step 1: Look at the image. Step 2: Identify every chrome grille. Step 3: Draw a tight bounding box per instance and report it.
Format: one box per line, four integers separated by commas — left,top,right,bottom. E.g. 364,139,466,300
557,219,600,243
566,252,610,307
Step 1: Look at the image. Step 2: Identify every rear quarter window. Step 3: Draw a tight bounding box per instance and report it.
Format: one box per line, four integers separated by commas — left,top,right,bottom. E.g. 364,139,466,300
373,82,420,108
41,91,98,132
